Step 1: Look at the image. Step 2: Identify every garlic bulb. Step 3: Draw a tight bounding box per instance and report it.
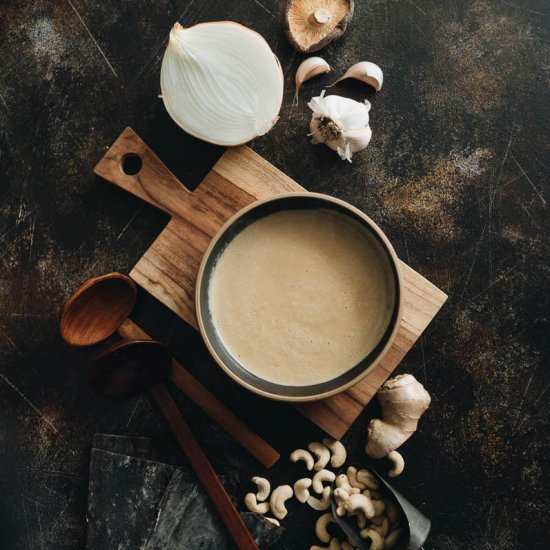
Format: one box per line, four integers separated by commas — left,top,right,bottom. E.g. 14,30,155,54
308,91,372,162
161,22,284,146
294,57,330,105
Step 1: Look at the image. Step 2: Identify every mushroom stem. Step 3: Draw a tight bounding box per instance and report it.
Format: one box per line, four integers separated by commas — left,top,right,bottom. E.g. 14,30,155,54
310,8,332,25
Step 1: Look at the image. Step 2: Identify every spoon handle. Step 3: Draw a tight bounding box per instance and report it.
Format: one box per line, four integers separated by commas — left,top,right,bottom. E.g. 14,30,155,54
118,319,279,468
169,364,280,467
151,383,259,550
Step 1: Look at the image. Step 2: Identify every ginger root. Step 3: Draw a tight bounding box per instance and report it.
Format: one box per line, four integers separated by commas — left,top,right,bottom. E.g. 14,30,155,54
365,374,431,476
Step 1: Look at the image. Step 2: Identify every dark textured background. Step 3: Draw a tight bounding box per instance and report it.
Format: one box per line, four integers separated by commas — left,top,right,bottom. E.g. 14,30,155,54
0,0,549,548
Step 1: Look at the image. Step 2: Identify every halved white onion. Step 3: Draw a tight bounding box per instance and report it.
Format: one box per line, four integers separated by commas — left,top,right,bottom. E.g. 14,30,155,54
160,22,284,146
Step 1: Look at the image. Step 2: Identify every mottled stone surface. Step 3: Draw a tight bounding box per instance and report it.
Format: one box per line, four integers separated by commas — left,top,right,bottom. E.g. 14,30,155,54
87,449,174,549
0,0,548,549
86,435,282,549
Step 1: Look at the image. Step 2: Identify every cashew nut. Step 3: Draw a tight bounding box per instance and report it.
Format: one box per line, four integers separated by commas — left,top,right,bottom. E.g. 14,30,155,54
336,474,360,496
384,498,400,526
385,527,404,549
294,478,313,503
346,466,367,490
359,529,384,550
244,492,270,514
372,499,386,517
356,468,380,490
333,487,349,516
315,512,336,543
387,450,405,477
368,517,389,536
264,517,280,526
342,508,367,529
270,485,293,520
370,514,386,526
312,469,336,494
322,437,347,468
307,486,331,511
344,493,375,519
335,474,353,492
251,476,270,502
308,442,331,471
333,487,349,503
290,448,315,470
350,509,367,529
335,474,361,495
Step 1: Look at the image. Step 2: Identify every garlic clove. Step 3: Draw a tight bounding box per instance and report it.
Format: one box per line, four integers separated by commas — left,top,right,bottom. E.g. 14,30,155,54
338,98,370,131
294,57,330,105
330,61,383,91
343,126,372,153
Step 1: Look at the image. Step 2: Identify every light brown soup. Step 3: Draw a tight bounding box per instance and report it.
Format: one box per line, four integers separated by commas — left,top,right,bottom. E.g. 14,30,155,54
209,209,395,386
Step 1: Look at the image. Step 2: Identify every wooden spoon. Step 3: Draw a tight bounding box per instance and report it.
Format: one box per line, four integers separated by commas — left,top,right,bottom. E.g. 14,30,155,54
90,339,170,397
118,318,279,468
60,273,279,468
92,340,259,550
60,272,137,346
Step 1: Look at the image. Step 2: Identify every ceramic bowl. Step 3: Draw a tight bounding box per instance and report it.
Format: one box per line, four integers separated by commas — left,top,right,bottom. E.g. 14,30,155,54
195,192,403,402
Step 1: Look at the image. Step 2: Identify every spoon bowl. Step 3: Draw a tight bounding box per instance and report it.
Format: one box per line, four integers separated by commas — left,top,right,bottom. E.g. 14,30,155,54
91,340,171,397
60,272,137,346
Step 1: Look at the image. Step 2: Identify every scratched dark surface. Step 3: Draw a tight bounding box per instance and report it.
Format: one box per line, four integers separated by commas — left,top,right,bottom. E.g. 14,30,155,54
0,0,549,549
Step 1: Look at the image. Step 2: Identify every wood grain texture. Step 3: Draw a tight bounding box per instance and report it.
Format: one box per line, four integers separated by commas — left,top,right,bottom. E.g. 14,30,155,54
59,272,137,346
118,319,280,468
151,383,260,550
94,128,447,439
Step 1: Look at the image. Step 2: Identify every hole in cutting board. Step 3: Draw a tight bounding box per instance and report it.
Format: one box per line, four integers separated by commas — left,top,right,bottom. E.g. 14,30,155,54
120,153,143,175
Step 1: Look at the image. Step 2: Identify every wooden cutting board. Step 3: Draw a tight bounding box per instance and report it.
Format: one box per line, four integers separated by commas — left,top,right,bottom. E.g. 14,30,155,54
94,127,447,439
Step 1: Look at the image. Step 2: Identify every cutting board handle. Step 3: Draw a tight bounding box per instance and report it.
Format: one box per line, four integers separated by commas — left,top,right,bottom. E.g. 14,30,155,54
94,127,195,217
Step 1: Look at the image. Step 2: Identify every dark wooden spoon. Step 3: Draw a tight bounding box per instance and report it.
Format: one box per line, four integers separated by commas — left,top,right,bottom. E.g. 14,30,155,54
92,339,259,550
60,272,137,346
91,339,171,397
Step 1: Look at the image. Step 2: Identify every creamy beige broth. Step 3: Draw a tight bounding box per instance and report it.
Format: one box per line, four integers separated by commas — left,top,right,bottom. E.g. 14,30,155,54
208,209,395,387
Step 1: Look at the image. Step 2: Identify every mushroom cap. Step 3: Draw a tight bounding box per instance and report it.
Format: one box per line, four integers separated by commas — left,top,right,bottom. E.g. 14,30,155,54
285,0,354,53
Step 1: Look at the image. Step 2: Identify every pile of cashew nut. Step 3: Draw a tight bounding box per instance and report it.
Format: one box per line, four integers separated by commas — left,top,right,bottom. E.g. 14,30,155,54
330,466,403,550
243,438,404,549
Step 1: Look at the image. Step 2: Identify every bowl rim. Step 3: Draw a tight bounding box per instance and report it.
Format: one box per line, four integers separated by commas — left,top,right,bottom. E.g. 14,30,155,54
195,192,404,402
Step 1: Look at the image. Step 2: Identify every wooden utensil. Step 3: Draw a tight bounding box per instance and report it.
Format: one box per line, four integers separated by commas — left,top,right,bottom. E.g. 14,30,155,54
60,272,137,346
60,273,279,467
92,340,259,550
94,128,448,438
91,339,170,397
118,318,280,468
